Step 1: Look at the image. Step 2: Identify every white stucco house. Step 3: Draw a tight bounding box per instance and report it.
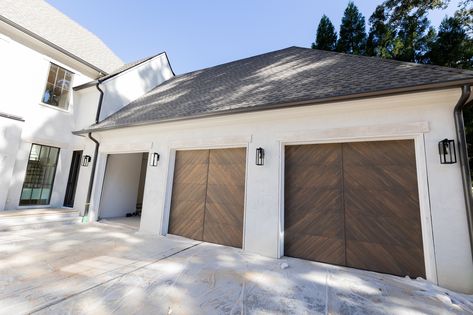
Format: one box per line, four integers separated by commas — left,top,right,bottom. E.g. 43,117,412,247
2,0,473,296
0,0,122,211
0,0,174,213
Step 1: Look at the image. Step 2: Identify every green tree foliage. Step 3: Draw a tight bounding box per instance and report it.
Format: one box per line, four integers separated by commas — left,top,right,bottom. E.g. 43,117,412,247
336,2,367,54
455,0,473,35
312,15,337,51
428,17,473,68
382,0,449,25
395,15,435,62
366,5,396,57
387,3,438,62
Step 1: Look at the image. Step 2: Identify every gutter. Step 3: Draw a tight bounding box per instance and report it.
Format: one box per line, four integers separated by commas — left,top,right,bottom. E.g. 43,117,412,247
454,84,473,261
83,83,104,221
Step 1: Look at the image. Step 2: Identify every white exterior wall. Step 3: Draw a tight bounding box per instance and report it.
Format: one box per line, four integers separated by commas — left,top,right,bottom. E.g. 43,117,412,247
0,117,23,209
99,153,143,218
99,53,174,121
0,29,97,210
88,88,473,293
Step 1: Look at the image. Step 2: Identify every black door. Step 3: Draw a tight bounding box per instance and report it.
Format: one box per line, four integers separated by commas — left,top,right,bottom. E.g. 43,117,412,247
63,150,82,207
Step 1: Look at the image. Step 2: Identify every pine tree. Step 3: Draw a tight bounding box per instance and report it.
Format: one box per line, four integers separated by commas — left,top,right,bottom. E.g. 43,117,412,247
455,0,473,36
366,5,396,58
391,13,432,62
312,15,337,51
336,2,367,55
379,0,448,62
428,17,473,68
382,0,448,25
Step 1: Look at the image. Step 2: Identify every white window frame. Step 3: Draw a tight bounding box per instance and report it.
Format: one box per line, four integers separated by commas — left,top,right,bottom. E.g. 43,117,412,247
40,62,74,111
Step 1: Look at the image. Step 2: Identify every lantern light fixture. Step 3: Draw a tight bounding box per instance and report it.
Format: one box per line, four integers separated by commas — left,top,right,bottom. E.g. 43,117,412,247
150,152,160,167
438,138,457,164
82,155,91,167
256,147,265,166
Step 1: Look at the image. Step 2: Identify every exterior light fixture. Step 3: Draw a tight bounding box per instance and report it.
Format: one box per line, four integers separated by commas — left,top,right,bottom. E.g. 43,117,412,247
150,152,160,167
438,138,457,164
82,155,91,167
256,147,265,166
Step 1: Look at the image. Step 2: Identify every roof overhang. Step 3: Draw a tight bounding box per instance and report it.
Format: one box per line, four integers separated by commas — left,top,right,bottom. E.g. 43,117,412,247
73,79,473,135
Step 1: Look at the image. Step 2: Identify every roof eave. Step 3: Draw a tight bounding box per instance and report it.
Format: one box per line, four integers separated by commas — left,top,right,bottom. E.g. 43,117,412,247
73,78,473,135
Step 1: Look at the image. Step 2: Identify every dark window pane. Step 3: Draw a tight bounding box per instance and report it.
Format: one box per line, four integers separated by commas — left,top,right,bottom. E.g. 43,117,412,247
41,63,73,110
47,66,57,84
49,147,59,165
19,144,60,206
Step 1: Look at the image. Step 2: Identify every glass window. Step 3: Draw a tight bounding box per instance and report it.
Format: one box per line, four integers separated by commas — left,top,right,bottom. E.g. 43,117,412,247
41,63,73,110
20,144,60,206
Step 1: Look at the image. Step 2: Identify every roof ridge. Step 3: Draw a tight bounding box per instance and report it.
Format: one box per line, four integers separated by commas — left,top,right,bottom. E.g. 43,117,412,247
294,46,473,76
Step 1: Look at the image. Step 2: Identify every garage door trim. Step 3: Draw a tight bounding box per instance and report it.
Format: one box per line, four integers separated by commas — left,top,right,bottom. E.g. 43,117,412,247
278,135,437,283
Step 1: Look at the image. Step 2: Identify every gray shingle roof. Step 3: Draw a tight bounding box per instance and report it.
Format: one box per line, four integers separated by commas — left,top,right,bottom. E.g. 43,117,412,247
84,46,473,133
0,0,123,74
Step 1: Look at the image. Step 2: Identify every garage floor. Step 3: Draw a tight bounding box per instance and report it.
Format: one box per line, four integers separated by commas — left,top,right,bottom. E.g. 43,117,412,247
0,222,472,314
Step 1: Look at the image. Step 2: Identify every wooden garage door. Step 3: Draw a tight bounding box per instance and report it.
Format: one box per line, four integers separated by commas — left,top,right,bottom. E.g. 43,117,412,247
168,148,246,248
285,140,425,278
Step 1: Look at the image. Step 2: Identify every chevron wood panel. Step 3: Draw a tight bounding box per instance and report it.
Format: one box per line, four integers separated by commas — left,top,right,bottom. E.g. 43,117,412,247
346,240,425,277
168,150,209,241
343,140,425,278
284,140,425,278
285,232,345,265
203,148,246,248
284,144,345,265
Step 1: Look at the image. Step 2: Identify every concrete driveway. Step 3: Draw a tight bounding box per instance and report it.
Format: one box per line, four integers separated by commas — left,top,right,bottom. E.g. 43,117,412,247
0,220,472,314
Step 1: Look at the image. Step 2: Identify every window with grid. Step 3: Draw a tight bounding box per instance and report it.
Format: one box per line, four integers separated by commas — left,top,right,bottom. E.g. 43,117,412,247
20,144,60,206
41,63,73,110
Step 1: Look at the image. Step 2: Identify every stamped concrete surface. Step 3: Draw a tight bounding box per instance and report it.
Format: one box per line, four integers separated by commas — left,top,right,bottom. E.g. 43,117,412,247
0,220,472,315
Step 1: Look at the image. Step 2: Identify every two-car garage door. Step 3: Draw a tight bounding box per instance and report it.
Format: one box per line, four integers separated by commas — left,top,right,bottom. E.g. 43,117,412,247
168,148,246,248
284,140,426,278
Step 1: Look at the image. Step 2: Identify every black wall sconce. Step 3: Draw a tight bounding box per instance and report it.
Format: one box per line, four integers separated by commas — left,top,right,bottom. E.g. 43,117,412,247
438,138,457,164
256,147,265,166
82,155,91,167
150,152,160,167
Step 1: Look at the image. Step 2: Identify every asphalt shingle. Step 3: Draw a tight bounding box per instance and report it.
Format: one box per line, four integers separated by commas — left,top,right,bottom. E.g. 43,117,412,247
86,46,473,132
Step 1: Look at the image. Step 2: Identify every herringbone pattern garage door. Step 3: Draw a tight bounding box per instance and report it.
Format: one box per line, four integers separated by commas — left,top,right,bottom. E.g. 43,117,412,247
284,143,345,265
169,148,246,248
284,140,425,278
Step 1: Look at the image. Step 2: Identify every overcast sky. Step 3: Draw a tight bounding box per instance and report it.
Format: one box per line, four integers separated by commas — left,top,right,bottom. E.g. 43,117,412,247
47,0,461,74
